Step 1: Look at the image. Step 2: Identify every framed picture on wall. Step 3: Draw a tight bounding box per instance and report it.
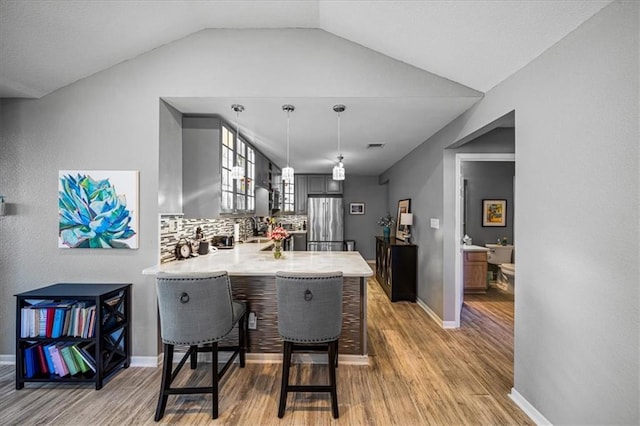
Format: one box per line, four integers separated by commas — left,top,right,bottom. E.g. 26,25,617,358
395,198,411,240
482,199,507,227
349,202,365,215
58,170,139,248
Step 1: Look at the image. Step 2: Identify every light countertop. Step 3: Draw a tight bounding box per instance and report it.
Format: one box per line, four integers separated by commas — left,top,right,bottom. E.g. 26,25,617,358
462,244,490,252
143,239,373,277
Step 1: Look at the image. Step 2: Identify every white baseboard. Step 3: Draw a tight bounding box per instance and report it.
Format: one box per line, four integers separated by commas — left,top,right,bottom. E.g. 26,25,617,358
0,354,16,364
416,297,458,329
130,356,159,367
509,387,552,425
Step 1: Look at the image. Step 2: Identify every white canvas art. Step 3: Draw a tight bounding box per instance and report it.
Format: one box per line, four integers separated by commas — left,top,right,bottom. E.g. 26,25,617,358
58,170,139,249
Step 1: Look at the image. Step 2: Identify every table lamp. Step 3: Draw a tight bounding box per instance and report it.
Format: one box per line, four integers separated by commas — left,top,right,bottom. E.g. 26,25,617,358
400,213,414,243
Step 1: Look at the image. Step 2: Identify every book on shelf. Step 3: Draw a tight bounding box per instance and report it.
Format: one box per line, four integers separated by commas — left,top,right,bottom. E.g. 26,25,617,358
47,344,69,377
20,308,31,338
42,344,56,375
62,309,71,337
76,345,97,373
69,345,91,374
35,344,49,375
24,345,36,378
58,344,80,376
51,308,64,338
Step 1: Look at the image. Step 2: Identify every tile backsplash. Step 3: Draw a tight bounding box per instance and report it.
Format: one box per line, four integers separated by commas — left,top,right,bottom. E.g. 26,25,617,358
159,214,307,263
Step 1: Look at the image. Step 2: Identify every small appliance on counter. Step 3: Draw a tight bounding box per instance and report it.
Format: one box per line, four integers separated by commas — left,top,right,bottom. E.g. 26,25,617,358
212,235,234,249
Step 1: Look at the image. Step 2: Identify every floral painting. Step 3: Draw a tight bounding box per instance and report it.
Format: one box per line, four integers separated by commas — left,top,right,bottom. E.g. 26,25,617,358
58,170,139,249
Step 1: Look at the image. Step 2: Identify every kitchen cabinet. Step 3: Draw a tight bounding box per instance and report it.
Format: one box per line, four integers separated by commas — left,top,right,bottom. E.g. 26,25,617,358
292,232,307,251
182,116,222,218
271,165,282,212
463,250,488,293
294,174,308,214
306,175,343,195
375,237,416,302
255,150,270,189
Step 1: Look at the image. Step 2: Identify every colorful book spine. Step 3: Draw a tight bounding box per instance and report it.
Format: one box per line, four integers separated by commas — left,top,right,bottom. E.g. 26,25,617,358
77,346,97,373
51,308,64,338
47,344,69,377
35,344,49,375
43,344,56,375
59,344,79,376
69,345,90,374
24,346,36,378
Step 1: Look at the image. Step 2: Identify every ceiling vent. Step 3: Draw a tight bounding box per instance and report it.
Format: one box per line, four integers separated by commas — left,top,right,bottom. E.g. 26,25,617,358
367,143,385,149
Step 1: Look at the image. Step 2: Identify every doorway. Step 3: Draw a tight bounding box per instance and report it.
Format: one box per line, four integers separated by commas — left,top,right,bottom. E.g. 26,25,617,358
454,153,515,326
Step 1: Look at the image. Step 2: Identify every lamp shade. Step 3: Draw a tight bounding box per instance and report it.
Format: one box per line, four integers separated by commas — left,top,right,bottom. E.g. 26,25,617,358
400,213,413,226
282,166,294,183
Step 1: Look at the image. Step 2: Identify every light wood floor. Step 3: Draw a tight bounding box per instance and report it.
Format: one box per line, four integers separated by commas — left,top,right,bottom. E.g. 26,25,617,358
0,279,531,425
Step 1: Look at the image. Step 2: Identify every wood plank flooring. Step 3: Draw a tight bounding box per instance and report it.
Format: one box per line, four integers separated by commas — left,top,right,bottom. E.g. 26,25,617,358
0,279,531,425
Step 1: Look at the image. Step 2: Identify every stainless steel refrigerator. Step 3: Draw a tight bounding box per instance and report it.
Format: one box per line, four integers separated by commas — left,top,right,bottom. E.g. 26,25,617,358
307,196,344,251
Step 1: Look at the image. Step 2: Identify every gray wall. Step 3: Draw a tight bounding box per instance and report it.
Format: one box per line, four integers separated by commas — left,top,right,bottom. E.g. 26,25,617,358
158,100,183,214
463,161,515,247
343,176,388,260
383,1,639,424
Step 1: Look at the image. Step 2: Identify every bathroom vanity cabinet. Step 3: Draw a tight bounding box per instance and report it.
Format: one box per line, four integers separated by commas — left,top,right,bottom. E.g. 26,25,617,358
463,250,488,293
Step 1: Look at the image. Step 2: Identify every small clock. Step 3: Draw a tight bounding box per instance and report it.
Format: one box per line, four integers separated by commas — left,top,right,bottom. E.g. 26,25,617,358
175,239,191,260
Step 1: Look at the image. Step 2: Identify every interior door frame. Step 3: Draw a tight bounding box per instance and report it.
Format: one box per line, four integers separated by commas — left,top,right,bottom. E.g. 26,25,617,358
454,153,515,327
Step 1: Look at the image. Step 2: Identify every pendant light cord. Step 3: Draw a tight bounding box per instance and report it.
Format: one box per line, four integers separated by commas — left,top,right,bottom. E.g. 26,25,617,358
286,109,291,166
337,110,341,157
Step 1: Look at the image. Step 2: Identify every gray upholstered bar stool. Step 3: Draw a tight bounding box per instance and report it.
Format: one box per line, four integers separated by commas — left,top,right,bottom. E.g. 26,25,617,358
154,271,247,421
275,271,343,419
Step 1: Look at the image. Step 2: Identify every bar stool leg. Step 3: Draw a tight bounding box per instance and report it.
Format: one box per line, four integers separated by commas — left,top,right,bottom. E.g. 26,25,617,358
278,341,293,418
190,345,198,369
239,314,246,367
212,341,219,419
329,340,339,418
155,343,174,421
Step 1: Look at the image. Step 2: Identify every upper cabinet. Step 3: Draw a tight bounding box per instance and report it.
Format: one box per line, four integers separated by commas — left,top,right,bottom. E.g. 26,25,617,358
306,175,343,195
255,150,270,189
294,174,308,214
182,116,222,218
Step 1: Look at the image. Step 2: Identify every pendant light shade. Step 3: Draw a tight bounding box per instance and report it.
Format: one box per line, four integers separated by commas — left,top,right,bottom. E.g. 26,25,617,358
332,104,346,181
230,104,245,180
282,104,295,183
332,155,345,180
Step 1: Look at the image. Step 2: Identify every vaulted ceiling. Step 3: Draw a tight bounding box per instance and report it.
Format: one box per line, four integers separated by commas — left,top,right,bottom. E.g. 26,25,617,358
0,1,612,174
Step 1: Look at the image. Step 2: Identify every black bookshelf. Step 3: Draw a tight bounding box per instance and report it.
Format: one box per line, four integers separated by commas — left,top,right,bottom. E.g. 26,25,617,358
15,283,131,390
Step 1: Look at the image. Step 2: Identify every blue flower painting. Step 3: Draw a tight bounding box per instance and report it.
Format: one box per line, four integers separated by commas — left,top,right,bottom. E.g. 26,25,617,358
58,170,139,249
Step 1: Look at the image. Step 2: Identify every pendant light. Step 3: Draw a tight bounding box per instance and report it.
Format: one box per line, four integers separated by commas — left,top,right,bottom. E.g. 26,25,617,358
281,104,295,183
230,104,245,180
332,104,346,181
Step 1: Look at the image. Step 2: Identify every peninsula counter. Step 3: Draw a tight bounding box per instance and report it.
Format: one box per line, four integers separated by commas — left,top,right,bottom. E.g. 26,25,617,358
143,242,373,360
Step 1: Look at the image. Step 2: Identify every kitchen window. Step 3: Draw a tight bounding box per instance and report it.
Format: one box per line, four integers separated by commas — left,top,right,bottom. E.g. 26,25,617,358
221,125,255,213
283,180,294,213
